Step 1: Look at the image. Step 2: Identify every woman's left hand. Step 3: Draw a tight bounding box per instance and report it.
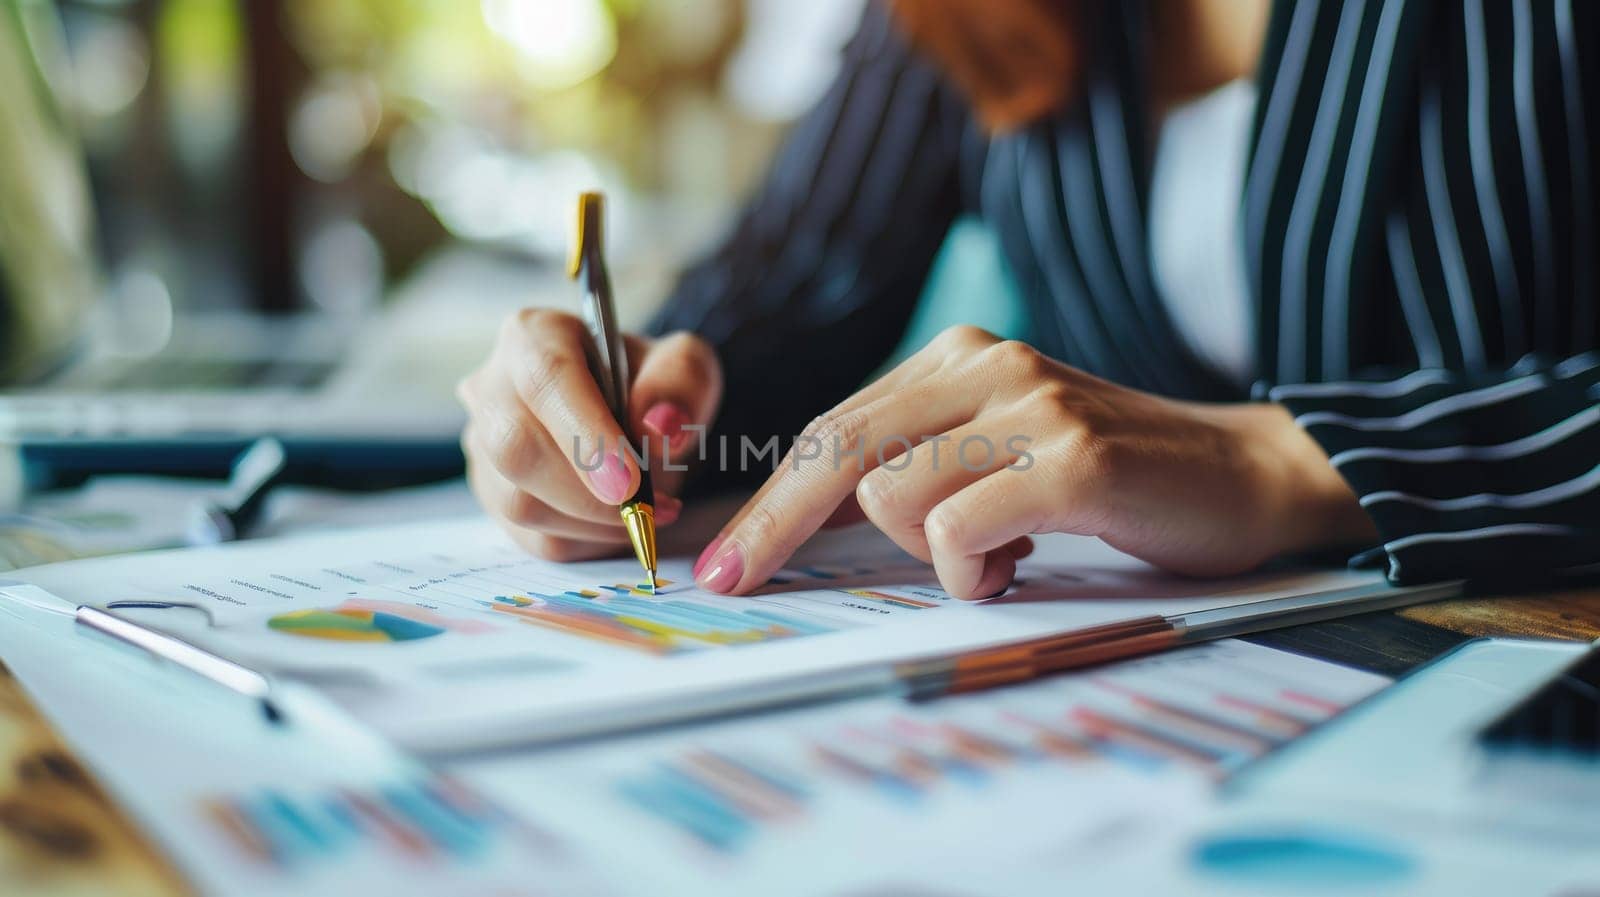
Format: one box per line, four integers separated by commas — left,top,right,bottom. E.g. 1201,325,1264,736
693,325,1377,599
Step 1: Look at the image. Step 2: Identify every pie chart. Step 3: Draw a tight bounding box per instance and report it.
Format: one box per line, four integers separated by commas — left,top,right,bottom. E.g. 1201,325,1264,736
267,600,473,642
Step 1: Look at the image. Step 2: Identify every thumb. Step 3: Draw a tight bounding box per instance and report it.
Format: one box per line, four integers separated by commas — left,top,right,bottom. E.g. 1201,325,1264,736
629,331,722,461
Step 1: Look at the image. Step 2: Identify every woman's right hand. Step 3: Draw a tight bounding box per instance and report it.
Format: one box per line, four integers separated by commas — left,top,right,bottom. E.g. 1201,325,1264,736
457,308,722,561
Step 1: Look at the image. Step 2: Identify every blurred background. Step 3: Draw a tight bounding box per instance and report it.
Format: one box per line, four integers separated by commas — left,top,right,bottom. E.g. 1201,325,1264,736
0,0,875,382
0,0,1023,565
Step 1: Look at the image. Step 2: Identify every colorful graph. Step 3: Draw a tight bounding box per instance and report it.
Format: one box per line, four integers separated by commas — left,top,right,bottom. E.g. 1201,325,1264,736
268,599,495,643
615,751,806,852
839,588,941,611
616,718,1062,851
594,578,675,597
482,585,838,655
610,643,1384,853
204,776,533,870
767,564,890,585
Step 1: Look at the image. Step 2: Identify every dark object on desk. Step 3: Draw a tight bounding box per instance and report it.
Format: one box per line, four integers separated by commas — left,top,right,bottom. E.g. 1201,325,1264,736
1481,642,1600,754
19,437,463,492
1245,613,1470,679
186,438,288,544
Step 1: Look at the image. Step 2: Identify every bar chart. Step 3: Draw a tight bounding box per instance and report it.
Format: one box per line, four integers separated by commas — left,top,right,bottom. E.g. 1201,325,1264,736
480,588,844,654
202,774,545,873
450,568,958,655
254,554,961,657
603,641,1388,853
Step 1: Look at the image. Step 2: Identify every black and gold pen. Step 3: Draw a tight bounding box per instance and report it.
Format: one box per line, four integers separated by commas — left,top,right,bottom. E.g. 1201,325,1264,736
570,192,658,590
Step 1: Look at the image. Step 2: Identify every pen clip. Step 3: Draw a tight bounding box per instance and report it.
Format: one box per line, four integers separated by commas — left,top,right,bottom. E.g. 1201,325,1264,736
104,599,220,627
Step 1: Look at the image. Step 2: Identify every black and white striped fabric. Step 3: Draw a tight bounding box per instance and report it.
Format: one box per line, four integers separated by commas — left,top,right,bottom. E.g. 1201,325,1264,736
1269,359,1600,582
652,0,1600,586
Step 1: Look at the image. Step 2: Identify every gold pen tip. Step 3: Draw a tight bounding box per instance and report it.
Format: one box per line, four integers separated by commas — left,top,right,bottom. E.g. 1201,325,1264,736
620,501,659,593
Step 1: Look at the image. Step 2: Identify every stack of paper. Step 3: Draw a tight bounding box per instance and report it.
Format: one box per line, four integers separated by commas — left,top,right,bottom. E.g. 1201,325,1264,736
0,579,1392,897
6,517,1384,753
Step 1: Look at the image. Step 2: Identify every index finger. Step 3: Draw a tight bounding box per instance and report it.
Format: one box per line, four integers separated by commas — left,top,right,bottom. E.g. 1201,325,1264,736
496,308,639,505
695,379,981,594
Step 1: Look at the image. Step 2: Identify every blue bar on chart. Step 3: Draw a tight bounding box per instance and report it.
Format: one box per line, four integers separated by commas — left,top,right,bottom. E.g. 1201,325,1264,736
609,641,1389,854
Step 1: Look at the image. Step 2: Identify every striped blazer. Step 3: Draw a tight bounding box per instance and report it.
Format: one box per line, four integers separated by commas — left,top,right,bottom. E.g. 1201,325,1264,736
653,0,1600,586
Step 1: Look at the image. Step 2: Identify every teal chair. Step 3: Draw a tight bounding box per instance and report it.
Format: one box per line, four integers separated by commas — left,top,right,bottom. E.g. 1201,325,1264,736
881,216,1030,370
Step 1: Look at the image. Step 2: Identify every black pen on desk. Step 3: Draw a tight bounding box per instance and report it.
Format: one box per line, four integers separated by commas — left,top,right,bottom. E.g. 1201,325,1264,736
186,437,288,545
570,192,658,590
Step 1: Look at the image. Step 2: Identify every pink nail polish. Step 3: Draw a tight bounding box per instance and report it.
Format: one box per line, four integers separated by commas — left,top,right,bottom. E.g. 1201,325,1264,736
693,535,725,578
587,451,633,504
640,399,691,450
697,542,744,593
643,402,687,438
656,499,682,526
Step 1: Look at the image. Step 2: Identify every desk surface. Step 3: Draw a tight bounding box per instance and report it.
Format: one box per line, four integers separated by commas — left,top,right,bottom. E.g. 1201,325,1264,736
5,585,1598,896
1249,584,1600,676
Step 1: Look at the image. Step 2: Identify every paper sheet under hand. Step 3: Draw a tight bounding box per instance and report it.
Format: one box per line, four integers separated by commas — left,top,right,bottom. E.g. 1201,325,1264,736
6,518,1383,753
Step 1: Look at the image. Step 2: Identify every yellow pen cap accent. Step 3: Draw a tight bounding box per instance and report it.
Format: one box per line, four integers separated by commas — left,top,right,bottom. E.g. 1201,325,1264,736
569,191,605,279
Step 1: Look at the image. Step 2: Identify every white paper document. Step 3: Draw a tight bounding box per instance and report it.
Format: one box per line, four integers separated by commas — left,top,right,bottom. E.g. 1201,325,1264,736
453,639,1390,897
0,581,1390,897
888,639,1600,897
5,517,1385,753
0,587,612,897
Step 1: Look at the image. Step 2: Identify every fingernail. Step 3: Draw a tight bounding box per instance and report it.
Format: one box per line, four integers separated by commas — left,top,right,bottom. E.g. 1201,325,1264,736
692,535,724,578
697,541,744,593
587,451,633,504
642,402,690,451
656,495,682,526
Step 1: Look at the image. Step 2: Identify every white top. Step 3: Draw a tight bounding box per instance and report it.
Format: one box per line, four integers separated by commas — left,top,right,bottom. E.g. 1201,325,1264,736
1148,78,1258,388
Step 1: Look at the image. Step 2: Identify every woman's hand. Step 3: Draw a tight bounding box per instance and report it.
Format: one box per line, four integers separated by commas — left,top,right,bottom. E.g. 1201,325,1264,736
694,325,1375,599
458,308,721,561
